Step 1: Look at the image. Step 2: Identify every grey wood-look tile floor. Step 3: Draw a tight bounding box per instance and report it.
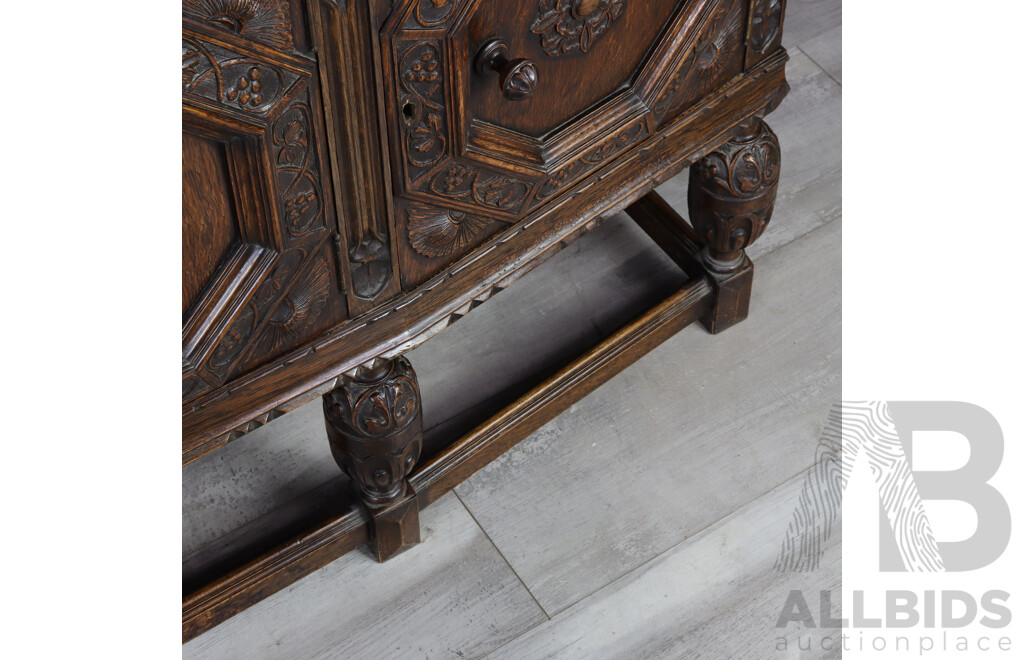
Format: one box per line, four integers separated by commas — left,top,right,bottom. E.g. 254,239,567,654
183,3,841,657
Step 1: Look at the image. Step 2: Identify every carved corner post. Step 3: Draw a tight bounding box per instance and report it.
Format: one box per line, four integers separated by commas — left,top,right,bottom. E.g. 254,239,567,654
687,117,781,333
322,357,423,562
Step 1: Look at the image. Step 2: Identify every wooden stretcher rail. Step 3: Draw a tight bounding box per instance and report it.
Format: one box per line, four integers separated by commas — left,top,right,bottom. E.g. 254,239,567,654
183,210,714,641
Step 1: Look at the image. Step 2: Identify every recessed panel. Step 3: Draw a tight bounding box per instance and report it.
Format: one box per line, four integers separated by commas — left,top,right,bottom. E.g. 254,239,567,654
183,132,239,314
468,0,684,138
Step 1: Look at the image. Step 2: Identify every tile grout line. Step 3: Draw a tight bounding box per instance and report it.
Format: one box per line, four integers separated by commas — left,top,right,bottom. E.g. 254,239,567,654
475,455,838,658
793,45,841,88
450,489,552,619
544,455,830,619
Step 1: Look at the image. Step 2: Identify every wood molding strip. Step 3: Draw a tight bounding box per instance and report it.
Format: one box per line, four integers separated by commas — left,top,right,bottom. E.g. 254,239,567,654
409,275,713,507
182,507,370,642
624,189,705,278
183,265,713,643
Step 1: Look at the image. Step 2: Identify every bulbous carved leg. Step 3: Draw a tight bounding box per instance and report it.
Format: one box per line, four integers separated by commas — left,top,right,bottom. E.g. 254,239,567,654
323,356,423,561
687,116,781,333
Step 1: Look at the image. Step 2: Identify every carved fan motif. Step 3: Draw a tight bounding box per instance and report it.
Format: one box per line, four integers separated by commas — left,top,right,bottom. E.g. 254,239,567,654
530,0,627,56
265,259,330,346
407,204,492,258
183,0,294,50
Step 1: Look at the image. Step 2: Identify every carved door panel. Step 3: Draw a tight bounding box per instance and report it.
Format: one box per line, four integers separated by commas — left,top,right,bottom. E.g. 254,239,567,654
467,0,683,138
380,0,757,290
182,1,348,404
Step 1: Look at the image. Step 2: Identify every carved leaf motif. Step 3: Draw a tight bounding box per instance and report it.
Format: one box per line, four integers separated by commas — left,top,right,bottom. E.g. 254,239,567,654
407,204,492,258
349,235,391,299
427,165,530,212
182,49,201,86
750,0,783,53
342,374,421,438
399,43,447,176
182,0,294,50
277,120,308,166
408,0,455,28
272,101,324,236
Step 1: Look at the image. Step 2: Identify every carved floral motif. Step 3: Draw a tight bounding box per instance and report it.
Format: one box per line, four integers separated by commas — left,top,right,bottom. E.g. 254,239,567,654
427,164,531,212
531,0,627,56
272,99,325,237
399,43,448,179
206,249,305,378
652,0,741,120
694,120,780,199
688,118,781,268
407,204,492,257
182,0,294,50
323,358,423,506
208,304,257,371
181,37,297,113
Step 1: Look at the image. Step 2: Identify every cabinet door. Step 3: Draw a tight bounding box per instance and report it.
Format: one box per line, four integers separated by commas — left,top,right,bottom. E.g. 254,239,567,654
182,1,346,403
378,0,757,289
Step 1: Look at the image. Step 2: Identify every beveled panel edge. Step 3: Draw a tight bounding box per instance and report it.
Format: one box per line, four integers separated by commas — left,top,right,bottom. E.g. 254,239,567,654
182,48,790,463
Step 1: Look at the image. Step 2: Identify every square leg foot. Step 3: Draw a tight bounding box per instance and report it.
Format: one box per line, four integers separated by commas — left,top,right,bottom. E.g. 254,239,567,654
700,256,754,334
369,492,421,562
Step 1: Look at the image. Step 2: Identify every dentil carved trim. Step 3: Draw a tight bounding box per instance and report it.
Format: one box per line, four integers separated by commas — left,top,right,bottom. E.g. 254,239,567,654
183,0,294,50
407,204,493,257
531,0,627,56
749,0,783,54
323,358,423,507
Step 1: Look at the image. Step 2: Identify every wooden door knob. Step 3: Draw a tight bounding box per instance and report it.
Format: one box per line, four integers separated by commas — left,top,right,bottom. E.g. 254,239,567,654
474,39,538,101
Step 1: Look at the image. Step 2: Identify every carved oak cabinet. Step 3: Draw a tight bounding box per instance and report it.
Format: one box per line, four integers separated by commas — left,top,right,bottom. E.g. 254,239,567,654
182,0,788,640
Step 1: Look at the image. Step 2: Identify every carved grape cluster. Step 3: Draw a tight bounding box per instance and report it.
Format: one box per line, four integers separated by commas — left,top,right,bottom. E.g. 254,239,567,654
284,191,317,223
404,51,439,84
226,67,265,107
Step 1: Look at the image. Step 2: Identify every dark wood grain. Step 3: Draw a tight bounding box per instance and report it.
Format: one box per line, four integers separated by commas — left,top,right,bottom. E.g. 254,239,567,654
182,133,239,314
183,0,791,640
183,47,790,460
467,0,684,137
184,246,713,641
182,506,370,643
